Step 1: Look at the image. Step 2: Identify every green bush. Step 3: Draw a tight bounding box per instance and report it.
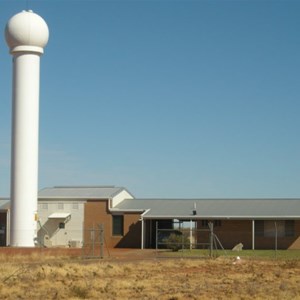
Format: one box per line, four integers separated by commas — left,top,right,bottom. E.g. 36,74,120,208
163,233,190,252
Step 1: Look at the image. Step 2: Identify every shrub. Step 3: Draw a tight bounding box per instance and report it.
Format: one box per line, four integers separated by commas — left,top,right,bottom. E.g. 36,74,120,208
70,285,90,299
163,233,190,252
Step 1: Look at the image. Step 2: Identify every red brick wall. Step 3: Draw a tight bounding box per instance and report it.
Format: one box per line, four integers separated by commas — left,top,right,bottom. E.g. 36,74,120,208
197,220,300,250
197,220,252,249
255,220,300,250
84,200,141,248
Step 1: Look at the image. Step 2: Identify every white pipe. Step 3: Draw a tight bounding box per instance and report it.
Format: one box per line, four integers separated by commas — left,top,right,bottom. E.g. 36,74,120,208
141,217,144,249
139,209,150,249
6,209,10,246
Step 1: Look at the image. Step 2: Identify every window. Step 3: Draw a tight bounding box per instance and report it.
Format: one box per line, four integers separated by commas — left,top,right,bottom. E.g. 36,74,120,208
265,221,285,237
58,203,64,210
72,203,79,210
59,222,65,229
255,220,264,237
41,203,48,210
215,220,222,227
285,220,295,237
112,215,123,236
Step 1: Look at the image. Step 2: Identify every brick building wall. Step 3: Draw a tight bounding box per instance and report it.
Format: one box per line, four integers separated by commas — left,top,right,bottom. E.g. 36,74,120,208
84,200,141,248
255,220,300,250
197,220,300,250
197,220,253,249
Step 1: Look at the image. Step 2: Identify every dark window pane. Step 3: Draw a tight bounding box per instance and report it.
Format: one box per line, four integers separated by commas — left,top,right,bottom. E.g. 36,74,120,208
285,220,294,237
214,220,222,227
112,215,123,236
255,220,264,237
201,220,209,227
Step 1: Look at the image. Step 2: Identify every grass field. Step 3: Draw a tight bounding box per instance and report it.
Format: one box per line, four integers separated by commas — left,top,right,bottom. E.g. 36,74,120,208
158,249,300,260
0,250,299,299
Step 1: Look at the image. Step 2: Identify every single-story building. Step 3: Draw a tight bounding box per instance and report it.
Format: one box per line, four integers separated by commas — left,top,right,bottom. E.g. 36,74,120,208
0,186,300,249
115,198,300,250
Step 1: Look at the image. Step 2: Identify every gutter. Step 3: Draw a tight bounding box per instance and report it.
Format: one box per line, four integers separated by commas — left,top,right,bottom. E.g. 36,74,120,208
141,215,300,220
109,208,146,213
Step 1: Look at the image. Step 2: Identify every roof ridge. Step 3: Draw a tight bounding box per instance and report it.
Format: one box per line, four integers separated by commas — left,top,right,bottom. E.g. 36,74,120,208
51,186,116,189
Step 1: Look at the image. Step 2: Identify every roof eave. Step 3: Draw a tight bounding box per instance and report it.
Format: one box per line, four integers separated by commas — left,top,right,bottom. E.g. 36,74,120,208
142,215,300,220
109,208,145,213
38,196,111,200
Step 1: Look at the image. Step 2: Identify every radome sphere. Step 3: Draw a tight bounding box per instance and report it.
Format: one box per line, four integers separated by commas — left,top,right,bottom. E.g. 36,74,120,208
5,10,49,52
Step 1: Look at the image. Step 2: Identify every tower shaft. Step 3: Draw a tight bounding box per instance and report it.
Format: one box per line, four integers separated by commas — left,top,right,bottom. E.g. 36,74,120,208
10,53,41,246
5,10,49,247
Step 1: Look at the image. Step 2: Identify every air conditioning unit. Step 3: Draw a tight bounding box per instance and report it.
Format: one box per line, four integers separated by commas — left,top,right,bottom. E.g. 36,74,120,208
69,240,81,248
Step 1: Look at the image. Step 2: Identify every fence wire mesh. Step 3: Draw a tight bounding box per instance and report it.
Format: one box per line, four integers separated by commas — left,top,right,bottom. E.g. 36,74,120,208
82,224,105,259
155,221,221,258
154,220,296,259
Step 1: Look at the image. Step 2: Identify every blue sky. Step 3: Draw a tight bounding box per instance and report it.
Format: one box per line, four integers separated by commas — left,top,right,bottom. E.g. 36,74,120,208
0,0,300,198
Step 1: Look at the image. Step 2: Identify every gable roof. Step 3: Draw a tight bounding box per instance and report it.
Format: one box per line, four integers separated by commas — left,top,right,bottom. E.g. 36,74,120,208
115,198,300,220
38,186,133,199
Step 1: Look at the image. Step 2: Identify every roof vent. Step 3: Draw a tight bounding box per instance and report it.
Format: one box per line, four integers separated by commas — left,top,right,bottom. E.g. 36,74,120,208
193,202,197,215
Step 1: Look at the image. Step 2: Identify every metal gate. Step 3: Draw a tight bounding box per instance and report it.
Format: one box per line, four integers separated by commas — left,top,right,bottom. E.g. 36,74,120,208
82,224,105,258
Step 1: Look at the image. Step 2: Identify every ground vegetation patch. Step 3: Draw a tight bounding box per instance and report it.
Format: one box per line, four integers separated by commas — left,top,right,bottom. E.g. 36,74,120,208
0,252,299,299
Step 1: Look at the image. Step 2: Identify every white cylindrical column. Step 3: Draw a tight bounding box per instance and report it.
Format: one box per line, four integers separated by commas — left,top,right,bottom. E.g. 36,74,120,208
5,10,49,247
10,53,40,246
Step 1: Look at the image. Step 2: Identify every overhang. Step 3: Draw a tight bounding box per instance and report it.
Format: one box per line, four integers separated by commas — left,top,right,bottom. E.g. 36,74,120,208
48,212,71,219
115,198,300,220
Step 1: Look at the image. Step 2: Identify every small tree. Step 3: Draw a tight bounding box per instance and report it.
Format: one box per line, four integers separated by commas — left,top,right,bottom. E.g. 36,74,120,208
163,233,189,252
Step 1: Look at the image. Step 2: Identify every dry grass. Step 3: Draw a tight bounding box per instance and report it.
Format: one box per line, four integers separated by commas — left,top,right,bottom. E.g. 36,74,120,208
0,254,300,299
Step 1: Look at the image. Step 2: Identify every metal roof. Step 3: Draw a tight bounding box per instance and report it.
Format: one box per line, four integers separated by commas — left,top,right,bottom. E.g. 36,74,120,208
115,198,300,220
38,186,133,199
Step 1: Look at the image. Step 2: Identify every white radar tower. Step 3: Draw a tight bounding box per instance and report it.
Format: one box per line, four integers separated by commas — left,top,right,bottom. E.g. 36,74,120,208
5,10,49,247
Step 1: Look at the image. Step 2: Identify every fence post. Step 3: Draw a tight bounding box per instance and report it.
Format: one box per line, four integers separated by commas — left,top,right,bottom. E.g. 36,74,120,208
252,220,255,250
91,224,95,257
181,229,184,253
155,221,158,251
274,221,277,259
99,224,104,259
209,222,214,258
190,220,193,250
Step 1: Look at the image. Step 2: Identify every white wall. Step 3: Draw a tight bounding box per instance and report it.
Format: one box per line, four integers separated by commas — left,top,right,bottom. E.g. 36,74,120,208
38,199,84,247
111,190,134,207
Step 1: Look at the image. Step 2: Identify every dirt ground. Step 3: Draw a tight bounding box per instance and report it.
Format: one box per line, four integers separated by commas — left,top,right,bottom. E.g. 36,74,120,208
0,248,299,299
0,247,157,261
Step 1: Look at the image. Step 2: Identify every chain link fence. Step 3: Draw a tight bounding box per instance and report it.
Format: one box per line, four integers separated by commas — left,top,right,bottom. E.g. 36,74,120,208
82,224,105,258
155,221,223,258
154,220,297,259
